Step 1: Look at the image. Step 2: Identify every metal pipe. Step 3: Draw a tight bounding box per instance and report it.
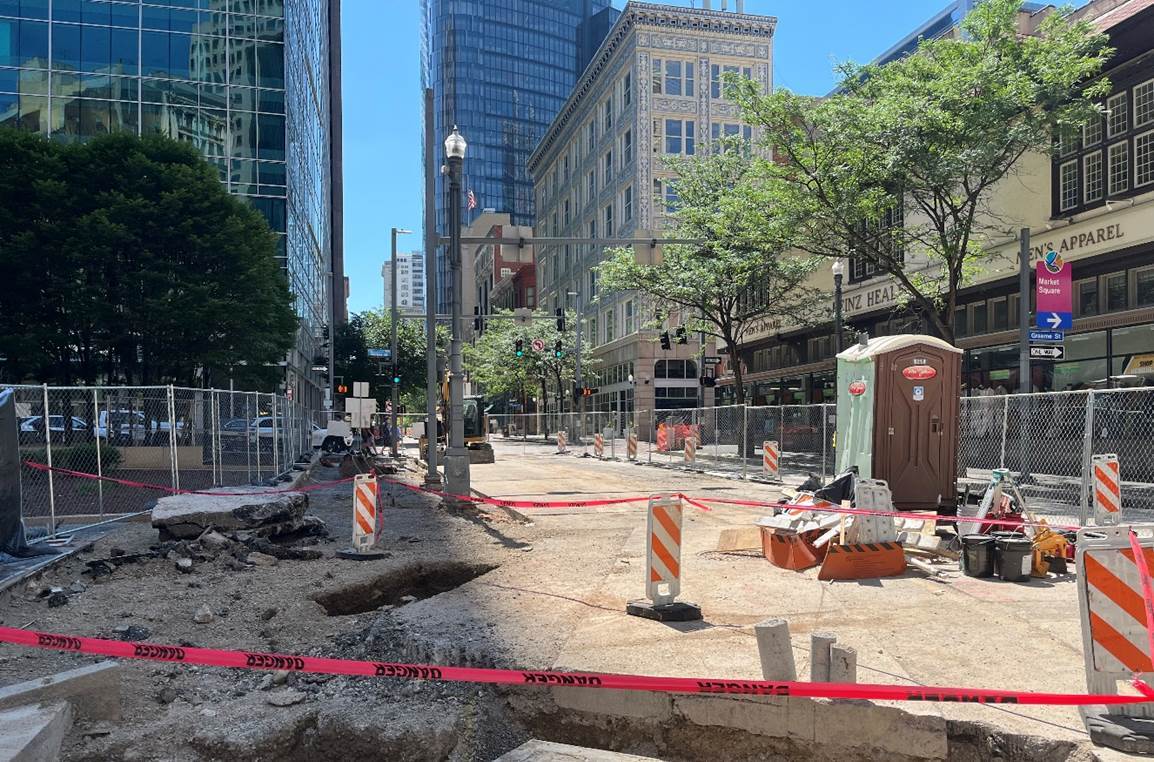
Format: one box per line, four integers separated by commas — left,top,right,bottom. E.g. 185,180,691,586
422,88,442,489
167,385,179,491
42,384,55,535
390,227,400,457
93,388,104,517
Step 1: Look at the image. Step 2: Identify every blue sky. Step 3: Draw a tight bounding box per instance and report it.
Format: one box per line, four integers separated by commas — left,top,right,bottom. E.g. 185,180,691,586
340,0,955,315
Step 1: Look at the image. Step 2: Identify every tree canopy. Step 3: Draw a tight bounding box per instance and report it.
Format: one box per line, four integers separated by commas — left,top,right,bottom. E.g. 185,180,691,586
334,309,446,412
729,0,1111,341
598,137,823,403
0,129,297,387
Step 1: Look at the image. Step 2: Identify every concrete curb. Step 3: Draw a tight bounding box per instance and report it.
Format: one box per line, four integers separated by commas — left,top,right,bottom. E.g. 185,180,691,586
0,662,121,722
0,701,73,762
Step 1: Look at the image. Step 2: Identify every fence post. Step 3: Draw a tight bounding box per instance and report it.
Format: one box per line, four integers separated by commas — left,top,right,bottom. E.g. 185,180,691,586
210,389,220,486
821,403,828,481
999,395,1009,469
93,388,104,517
253,393,261,482
741,404,749,481
1079,389,1096,526
271,395,280,475
648,409,654,464
167,385,179,492
42,384,56,535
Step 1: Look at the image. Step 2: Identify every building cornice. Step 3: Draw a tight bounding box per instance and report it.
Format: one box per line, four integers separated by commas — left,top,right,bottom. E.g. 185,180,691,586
527,1,776,175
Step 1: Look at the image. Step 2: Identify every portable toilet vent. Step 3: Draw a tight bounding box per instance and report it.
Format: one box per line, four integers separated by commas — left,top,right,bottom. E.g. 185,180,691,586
835,334,962,511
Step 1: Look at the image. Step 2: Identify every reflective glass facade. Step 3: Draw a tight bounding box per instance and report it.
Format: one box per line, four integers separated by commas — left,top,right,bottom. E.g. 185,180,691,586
0,0,337,408
421,0,614,312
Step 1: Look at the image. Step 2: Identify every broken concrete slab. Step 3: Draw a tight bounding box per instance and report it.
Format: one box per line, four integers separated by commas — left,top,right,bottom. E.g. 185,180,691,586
151,488,307,540
0,662,121,722
552,687,673,722
496,740,661,761
0,701,73,762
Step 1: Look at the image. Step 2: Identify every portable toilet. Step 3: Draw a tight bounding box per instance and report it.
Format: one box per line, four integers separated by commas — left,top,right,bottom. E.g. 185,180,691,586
835,334,962,511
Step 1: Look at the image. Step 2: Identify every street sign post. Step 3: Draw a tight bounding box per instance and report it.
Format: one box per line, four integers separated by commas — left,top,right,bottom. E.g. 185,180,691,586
1029,345,1065,360
1035,251,1072,331
531,338,545,353
1028,330,1065,343
513,307,533,326
367,348,392,361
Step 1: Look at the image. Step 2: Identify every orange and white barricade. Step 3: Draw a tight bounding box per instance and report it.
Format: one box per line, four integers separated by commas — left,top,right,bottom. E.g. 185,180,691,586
1077,525,1154,749
656,423,668,452
593,433,604,458
1093,454,1121,526
352,473,378,551
556,430,567,453
626,495,701,621
627,429,638,461
763,440,780,480
684,435,697,465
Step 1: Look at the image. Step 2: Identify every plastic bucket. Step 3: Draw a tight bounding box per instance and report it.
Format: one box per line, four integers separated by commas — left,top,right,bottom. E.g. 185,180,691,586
960,534,995,578
995,536,1033,582
989,531,1025,576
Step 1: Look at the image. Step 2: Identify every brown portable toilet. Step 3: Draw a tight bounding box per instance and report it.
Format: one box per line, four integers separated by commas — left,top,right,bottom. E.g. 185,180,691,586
835,334,962,511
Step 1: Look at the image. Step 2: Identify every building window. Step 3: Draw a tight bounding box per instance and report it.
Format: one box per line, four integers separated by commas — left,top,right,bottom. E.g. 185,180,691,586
623,72,631,107
563,198,570,225
651,58,662,94
1083,150,1103,203
623,185,633,222
653,58,693,96
605,308,615,343
624,299,635,334
603,150,613,184
589,269,597,299
1104,272,1127,312
1137,130,1154,187
1108,92,1129,138
1077,278,1099,317
1135,79,1154,129
664,181,679,213
1108,141,1129,196
663,118,695,155
605,203,614,237
604,98,612,131
589,316,598,347
711,122,752,150
1059,160,1078,211
587,120,595,154
710,64,751,99
1058,125,1080,157
587,170,595,206
563,154,570,181
1137,267,1154,307
623,129,632,164
1084,113,1103,147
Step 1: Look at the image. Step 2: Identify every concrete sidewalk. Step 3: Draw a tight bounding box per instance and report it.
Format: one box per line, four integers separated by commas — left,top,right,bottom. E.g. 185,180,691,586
469,443,1095,746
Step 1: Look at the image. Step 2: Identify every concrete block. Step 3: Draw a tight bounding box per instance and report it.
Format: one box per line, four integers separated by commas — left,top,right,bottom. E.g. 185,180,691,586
552,687,672,721
829,644,856,684
674,693,817,742
151,488,307,539
0,662,121,721
0,702,73,762
496,739,661,761
809,632,836,682
754,618,796,681
813,699,948,759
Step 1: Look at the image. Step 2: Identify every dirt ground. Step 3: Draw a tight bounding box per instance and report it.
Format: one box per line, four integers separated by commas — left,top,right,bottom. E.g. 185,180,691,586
0,446,1118,760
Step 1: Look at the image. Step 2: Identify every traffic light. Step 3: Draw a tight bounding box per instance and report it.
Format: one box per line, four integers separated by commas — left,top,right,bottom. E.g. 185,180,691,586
555,307,565,332
676,326,688,345
515,339,524,357
700,375,717,387
553,340,563,359
660,331,671,350
473,306,483,332
390,366,401,385
337,383,348,394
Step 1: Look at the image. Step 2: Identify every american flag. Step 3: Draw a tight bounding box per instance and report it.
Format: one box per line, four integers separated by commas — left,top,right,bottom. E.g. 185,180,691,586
467,189,477,210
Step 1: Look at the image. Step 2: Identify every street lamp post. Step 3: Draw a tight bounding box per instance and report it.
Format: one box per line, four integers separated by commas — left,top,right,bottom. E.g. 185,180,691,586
567,289,583,443
389,227,412,458
443,126,471,497
832,259,845,354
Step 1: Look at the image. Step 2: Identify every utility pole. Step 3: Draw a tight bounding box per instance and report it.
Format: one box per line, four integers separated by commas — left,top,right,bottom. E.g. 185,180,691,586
421,88,441,490
390,226,412,458
443,126,471,496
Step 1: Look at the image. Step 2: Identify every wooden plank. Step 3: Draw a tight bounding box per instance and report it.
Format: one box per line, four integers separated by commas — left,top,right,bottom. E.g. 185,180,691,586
716,526,763,552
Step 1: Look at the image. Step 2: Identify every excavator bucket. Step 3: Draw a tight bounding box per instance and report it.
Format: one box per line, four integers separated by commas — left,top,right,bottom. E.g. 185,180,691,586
817,542,907,581
760,527,827,571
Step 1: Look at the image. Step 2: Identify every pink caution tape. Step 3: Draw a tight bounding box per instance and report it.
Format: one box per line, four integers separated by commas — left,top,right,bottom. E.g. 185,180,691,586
1127,529,1154,680
1,625,1150,706
21,460,355,496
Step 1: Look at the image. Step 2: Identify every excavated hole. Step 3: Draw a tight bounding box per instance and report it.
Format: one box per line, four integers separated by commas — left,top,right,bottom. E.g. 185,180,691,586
313,561,497,616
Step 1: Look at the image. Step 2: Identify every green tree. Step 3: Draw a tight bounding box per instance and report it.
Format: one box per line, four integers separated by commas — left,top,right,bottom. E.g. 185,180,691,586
598,138,822,404
729,0,1110,342
464,310,595,417
0,129,297,386
333,310,446,413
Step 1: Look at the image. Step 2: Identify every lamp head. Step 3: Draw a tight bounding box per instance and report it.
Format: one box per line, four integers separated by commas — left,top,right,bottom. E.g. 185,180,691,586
444,126,467,159
831,259,845,278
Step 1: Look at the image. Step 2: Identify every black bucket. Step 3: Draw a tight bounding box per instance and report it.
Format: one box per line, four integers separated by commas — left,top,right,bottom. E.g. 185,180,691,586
961,534,995,578
989,531,1025,576
996,536,1033,582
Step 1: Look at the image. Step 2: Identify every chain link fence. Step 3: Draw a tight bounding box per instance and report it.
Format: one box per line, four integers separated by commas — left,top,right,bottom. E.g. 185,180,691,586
4,384,321,531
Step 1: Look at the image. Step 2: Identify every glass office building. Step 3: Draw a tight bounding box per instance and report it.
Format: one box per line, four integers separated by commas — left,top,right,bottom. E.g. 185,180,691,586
0,0,342,409
420,0,616,313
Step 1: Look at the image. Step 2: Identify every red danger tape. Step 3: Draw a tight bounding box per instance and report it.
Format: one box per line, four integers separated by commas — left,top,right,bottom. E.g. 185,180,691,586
22,460,356,496
1,625,1149,706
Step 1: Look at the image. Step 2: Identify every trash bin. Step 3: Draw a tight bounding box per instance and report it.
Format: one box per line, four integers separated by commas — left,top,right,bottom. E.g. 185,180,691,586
960,534,995,578
995,535,1033,582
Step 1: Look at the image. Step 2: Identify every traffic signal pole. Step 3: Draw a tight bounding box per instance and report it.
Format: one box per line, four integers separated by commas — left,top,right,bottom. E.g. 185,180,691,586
574,290,584,443
421,89,441,490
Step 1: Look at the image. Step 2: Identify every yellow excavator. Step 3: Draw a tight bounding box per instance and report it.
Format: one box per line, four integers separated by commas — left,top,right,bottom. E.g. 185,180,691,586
418,376,494,464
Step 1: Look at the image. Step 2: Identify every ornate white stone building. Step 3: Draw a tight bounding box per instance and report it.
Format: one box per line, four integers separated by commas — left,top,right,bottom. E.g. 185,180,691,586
528,1,775,414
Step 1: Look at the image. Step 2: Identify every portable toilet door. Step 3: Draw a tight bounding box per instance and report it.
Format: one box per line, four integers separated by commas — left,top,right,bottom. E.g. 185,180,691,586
836,335,962,511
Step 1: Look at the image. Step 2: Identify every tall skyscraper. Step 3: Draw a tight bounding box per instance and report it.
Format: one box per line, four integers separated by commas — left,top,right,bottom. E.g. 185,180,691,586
0,0,343,410
382,251,427,318
420,0,617,313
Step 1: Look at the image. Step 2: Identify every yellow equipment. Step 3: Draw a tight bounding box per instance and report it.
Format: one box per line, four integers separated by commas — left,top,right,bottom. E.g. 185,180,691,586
1031,523,1070,577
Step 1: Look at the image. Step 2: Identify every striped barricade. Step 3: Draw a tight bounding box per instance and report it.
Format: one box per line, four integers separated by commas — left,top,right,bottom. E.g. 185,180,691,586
1076,524,1154,749
556,430,567,454
627,430,638,461
684,436,697,466
656,424,669,452
593,433,604,458
763,440,780,480
1093,454,1121,526
624,495,701,622
352,473,378,551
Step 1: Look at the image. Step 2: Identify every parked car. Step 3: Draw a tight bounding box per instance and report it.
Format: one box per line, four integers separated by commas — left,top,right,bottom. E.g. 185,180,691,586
313,415,353,452
18,415,89,444
95,409,181,445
